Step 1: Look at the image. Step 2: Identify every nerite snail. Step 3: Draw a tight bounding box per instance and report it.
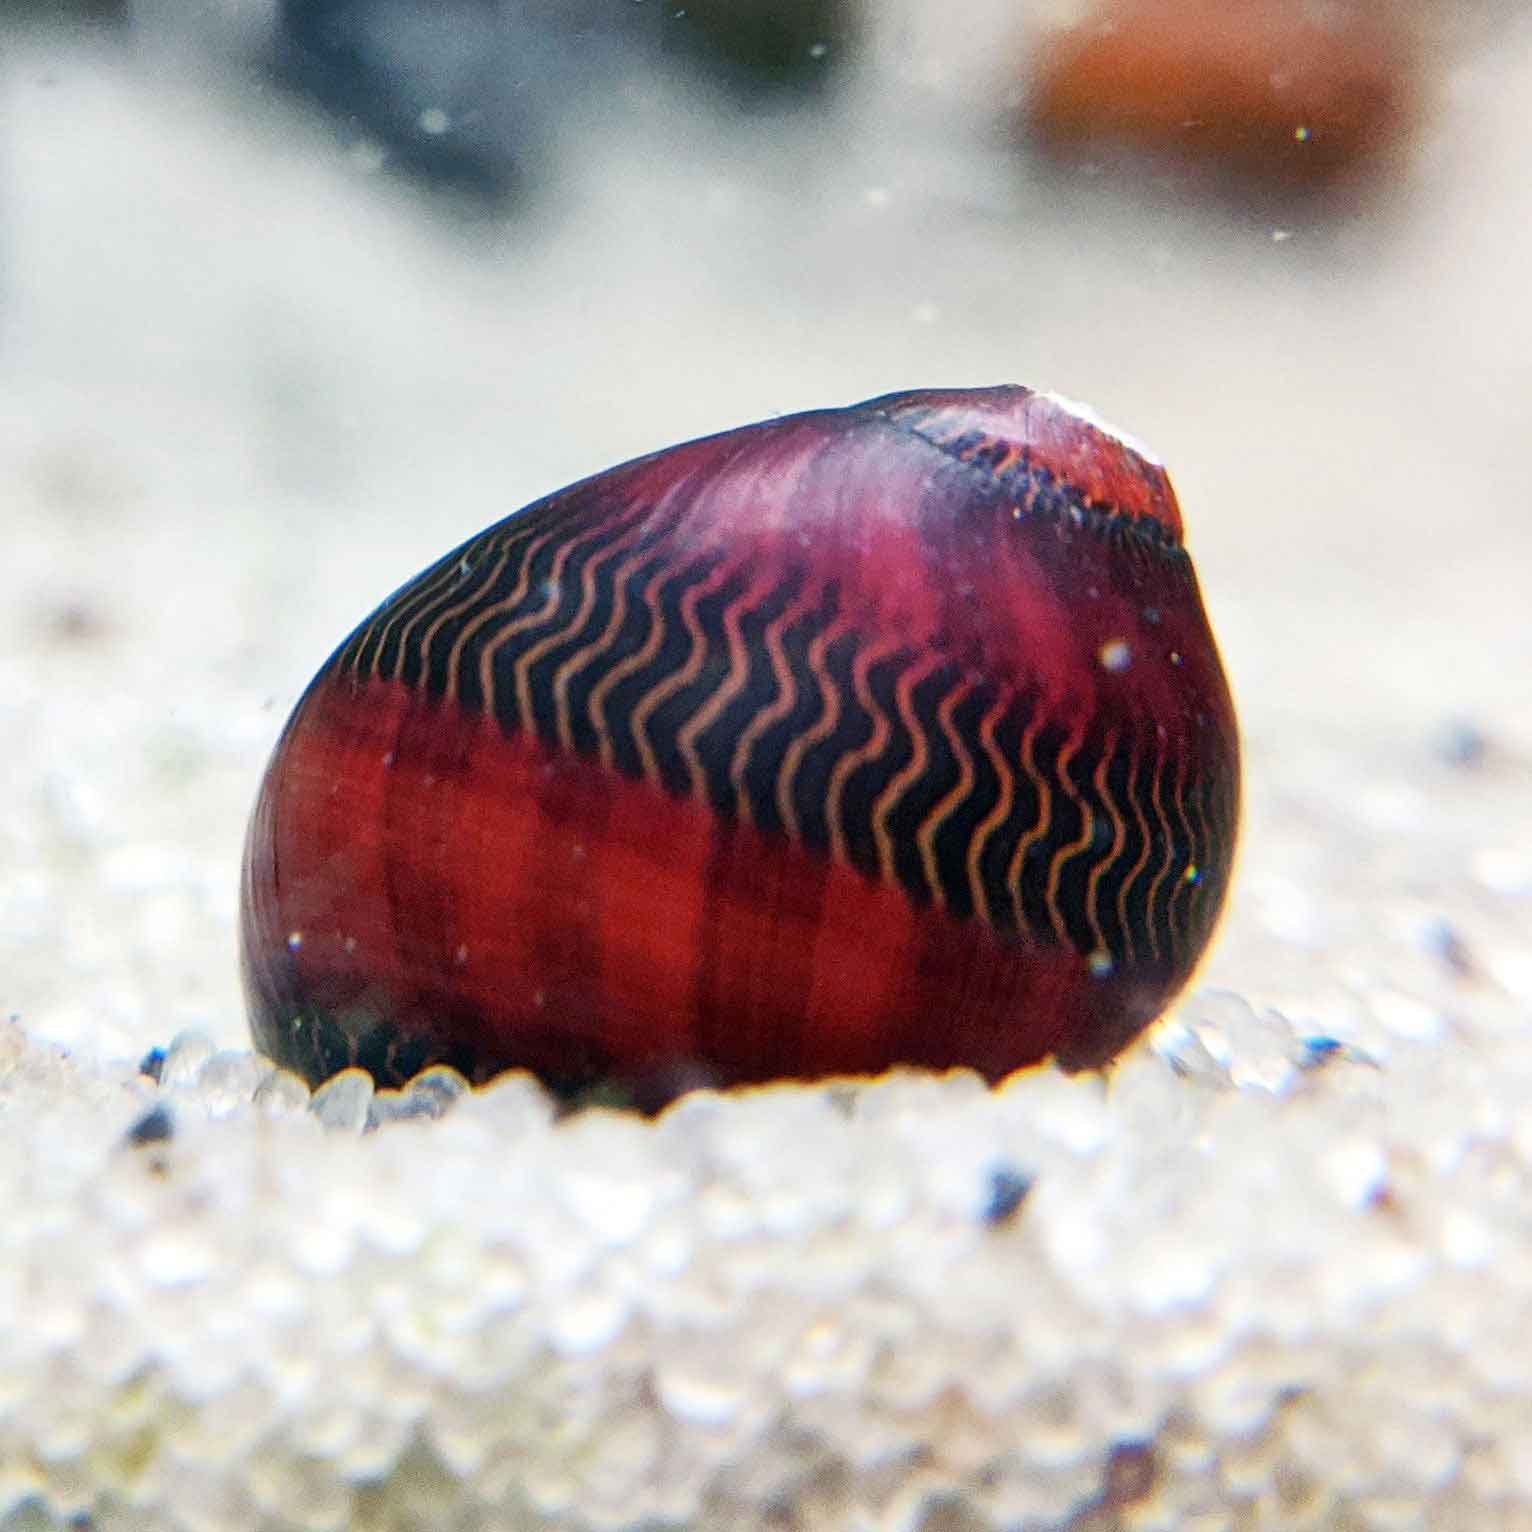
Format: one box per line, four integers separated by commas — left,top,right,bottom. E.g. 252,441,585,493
241,386,1239,1103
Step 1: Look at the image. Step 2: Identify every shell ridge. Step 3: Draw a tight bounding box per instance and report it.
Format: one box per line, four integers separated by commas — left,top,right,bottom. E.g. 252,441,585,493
1173,768,1217,947
827,640,921,880
723,572,826,831
966,686,1026,934
529,509,683,753
877,655,968,904
680,564,808,815
1113,735,1159,971
1044,721,1101,954
506,508,661,742
1081,732,1132,965
631,558,752,797
597,551,724,780
558,545,668,761
417,541,516,700
466,517,590,720
361,496,568,684
782,623,865,854
1006,707,1064,943
1139,736,1178,967
426,519,562,711
915,674,988,919
1158,745,1196,955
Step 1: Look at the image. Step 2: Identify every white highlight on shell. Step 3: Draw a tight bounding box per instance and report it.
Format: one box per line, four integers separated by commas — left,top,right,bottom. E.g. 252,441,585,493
1037,390,1165,466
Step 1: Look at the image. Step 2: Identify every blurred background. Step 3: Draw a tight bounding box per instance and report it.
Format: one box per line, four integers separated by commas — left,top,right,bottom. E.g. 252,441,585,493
2,0,1530,1065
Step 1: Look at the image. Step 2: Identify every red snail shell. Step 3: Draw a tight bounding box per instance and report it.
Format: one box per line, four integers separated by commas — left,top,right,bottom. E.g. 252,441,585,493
241,386,1240,1103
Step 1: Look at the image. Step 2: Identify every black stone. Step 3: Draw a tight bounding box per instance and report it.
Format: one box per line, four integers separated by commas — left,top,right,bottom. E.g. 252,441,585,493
125,1104,175,1147
982,1163,1033,1225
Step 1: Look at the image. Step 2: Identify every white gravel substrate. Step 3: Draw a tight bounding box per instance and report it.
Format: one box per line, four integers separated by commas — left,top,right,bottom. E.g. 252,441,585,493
3,9,1532,1529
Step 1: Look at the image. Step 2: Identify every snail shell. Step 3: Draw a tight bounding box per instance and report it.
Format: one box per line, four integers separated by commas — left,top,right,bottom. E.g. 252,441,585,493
241,386,1239,1102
